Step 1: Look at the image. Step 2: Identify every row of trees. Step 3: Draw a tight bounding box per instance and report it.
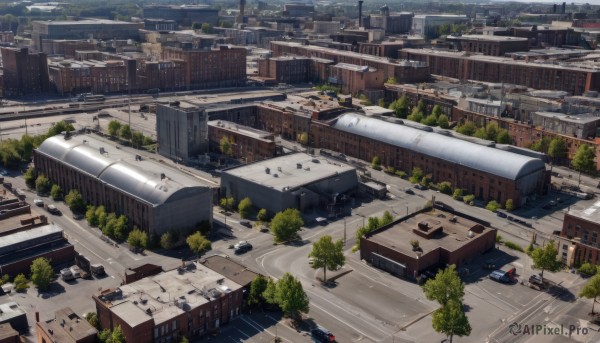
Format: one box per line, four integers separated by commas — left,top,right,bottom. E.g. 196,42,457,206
388,98,450,129
107,120,153,148
455,121,511,144
247,273,309,321
0,257,54,293
86,205,130,241
354,211,394,251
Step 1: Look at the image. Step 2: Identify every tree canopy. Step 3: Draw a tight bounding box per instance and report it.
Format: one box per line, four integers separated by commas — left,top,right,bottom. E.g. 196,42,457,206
127,227,148,250
248,275,269,307
572,144,596,186
274,273,309,320
65,189,86,214
309,235,345,282
530,240,561,281
30,257,53,291
579,274,600,314
270,208,304,243
238,197,253,219
108,120,121,137
186,231,211,257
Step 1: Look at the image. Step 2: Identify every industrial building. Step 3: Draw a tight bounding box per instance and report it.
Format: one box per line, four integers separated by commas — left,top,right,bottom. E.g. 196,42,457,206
360,207,497,279
208,120,276,163
0,47,49,97
93,262,244,343
33,133,213,236
36,308,98,343
143,5,219,27
156,101,208,163
220,153,359,214
311,113,548,206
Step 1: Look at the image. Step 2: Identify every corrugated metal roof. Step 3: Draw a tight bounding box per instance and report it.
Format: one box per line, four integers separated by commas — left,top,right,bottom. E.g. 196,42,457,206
332,113,546,180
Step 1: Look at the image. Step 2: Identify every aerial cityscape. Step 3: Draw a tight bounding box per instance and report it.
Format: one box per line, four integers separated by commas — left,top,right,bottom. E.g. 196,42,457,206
0,0,599,342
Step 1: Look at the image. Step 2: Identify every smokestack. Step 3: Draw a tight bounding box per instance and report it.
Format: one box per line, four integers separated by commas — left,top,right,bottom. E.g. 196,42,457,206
358,0,364,28
237,0,246,25
36,312,40,323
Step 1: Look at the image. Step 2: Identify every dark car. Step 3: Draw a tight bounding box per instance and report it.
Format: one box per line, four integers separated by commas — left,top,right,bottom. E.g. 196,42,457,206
311,327,336,343
239,220,251,228
489,270,510,283
234,241,253,254
405,188,415,195
496,211,507,218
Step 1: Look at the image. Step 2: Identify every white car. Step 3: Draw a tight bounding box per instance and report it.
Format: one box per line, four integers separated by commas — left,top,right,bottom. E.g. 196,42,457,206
34,199,44,207
234,241,250,249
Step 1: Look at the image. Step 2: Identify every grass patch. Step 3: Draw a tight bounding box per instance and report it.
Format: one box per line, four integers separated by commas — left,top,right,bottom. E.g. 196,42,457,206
504,241,524,252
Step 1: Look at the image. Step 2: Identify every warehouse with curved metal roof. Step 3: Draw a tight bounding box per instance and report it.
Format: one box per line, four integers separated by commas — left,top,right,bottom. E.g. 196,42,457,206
33,134,214,235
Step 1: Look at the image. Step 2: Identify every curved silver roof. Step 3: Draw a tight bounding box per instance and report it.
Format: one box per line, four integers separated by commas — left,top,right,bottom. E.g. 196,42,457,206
36,135,210,205
333,113,545,180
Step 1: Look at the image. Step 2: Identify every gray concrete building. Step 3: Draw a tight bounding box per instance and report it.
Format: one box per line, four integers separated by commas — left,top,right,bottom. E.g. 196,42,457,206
411,14,468,38
532,111,600,139
143,5,219,27
156,101,208,163
33,133,213,236
0,302,28,334
220,153,358,214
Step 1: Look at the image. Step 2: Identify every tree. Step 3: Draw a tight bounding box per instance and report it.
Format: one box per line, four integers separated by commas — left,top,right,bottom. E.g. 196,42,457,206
99,325,126,343
423,265,465,307
371,156,381,169
486,200,502,212
113,215,129,241
119,124,132,141
220,136,232,156
572,144,596,187
275,273,309,321
437,114,450,129
108,120,121,137
298,132,308,145
47,121,74,137
407,110,423,123
85,312,99,329
309,235,345,282
192,22,202,30
548,138,568,173
432,299,472,343
270,208,304,243
248,275,269,307
186,231,211,257
381,210,394,226
530,137,551,154
65,189,86,214
50,184,62,200
201,22,213,33
160,232,174,250
127,227,148,250
531,240,561,281
505,199,514,212
389,95,409,118
496,129,511,144
35,174,51,194
131,131,144,148
386,76,397,84
473,127,487,140
422,113,438,126
238,197,253,219
13,273,29,292
24,166,37,188
579,274,600,314
102,213,118,238
95,206,107,228
257,208,269,222
30,257,53,291
456,121,476,136
262,277,278,305
438,181,452,195
219,197,234,211
410,167,423,184
86,206,98,226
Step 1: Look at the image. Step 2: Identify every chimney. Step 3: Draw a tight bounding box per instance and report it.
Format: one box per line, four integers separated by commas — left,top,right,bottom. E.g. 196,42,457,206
237,0,246,25
358,0,364,28
35,311,39,323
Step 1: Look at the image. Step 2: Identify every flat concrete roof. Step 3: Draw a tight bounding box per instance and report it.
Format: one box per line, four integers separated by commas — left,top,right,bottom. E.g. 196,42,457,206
0,302,25,323
535,111,600,124
208,120,274,142
35,19,136,25
568,200,600,223
366,211,491,256
200,255,260,287
0,323,17,340
332,63,375,72
0,224,62,253
38,308,98,342
222,153,356,192
449,34,528,42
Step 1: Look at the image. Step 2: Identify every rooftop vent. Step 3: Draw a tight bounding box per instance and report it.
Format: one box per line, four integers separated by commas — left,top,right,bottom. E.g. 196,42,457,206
273,173,278,177
265,167,270,174
99,147,105,154
296,163,302,169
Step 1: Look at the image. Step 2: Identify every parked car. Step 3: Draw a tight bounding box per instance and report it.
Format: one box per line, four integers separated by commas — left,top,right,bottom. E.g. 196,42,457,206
405,188,415,195
311,327,336,343
496,211,507,218
529,274,543,286
234,241,253,254
239,220,251,228
46,204,60,215
489,270,511,283
33,199,44,207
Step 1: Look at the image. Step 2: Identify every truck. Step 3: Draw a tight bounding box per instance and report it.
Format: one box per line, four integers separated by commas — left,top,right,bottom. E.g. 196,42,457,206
91,264,105,277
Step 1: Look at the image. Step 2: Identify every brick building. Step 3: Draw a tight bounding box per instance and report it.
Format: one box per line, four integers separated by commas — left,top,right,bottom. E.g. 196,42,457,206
36,308,98,343
256,103,312,141
208,120,276,163
329,63,384,95
556,202,600,267
0,47,49,97
400,48,600,95
40,40,96,58
360,207,496,279
311,112,548,206
143,5,219,27
93,262,243,343
47,59,129,95
364,9,413,34
384,83,459,116
33,133,213,236
446,35,529,56
135,60,186,92
162,46,246,90
511,26,580,48
257,56,334,84
0,323,18,343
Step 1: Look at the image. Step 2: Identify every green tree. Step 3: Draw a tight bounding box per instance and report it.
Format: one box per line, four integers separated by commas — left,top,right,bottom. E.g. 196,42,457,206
238,197,253,219
381,210,394,226
452,188,463,200
423,265,465,307
160,232,174,250
35,174,51,194
431,105,443,117
248,275,269,307
407,110,423,123
262,277,277,305
119,124,132,141
496,129,511,144
19,134,34,162
437,114,450,129
432,299,472,343
309,235,345,282
86,206,98,226
386,76,397,84
113,215,129,241
95,206,107,228
30,257,53,291
24,166,37,188
186,231,211,257
201,22,213,33
530,136,551,154
270,208,304,243
99,325,125,343
127,227,148,250
579,263,597,276
85,312,99,329
257,208,269,222
298,132,308,145
50,184,62,200
456,121,477,136
410,167,423,184
579,274,600,314
65,189,86,214
131,131,144,148
192,22,202,30
473,127,487,140
220,136,232,156
531,240,561,281
505,199,514,212
47,121,74,137
438,181,452,195
422,113,438,126
389,95,409,118
102,213,118,238
371,156,381,169
485,200,502,212
219,197,235,211
275,273,309,321
108,120,121,137
572,144,596,187
548,138,568,173
13,273,29,292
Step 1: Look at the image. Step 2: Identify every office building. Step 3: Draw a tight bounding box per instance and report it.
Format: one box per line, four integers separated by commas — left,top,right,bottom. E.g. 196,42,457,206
411,14,468,38
156,101,208,163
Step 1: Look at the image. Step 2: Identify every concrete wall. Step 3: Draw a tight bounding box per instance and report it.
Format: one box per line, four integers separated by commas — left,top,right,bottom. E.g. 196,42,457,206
154,188,213,236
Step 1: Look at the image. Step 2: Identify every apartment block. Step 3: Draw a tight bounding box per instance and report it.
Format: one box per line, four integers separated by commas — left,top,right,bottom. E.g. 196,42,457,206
257,103,312,141
48,59,128,95
40,39,96,58
258,56,334,84
446,35,529,56
0,47,49,97
364,9,413,34
329,63,385,95
208,120,276,162
135,60,187,92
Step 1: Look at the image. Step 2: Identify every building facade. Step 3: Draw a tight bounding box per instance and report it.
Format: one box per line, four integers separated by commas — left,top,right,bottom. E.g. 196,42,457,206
556,203,600,267
0,47,49,97
156,102,208,163
446,35,529,56
143,5,219,27
208,120,276,163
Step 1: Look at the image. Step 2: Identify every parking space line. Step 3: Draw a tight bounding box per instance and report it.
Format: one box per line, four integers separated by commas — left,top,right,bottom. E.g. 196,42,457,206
235,328,251,339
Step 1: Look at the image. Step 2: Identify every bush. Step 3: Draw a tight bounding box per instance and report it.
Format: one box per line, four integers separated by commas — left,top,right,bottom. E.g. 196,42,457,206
486,200,502,212
496,234,503,243
526,243,534,256
13,274,29,292
463,194,475,204
505,199,514,212
50,184,62,200
238,197,253,219
504,241,524,252
385,166,395,174
438,181,452,195
160,232,174,250
452,188,463,200
371,156,381,169
579,262,597,276
395,170,407,179
409,167,423,184
257,208,269,222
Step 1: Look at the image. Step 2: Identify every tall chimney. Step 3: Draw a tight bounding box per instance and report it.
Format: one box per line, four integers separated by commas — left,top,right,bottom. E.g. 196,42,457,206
358,0,364,28
237,0,246,25
35,312,40,323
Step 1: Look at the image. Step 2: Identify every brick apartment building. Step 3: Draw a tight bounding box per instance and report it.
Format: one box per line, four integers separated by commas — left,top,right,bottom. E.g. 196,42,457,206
311,112,548,206
135,60,187,92
446,35,529,56
36,308,98,343
400,48,600,95
40,39,96,58
48,59,129,95
208,120,276,163
93,262,243,343
511,25,580,48
162,46,246,90
256,103,312,141
556,202,600,267
329,63,385,95
0,47,49,97
361,207,497,278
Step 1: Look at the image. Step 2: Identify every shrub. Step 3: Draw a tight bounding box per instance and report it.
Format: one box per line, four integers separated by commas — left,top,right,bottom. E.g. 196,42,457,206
371,156,381,170
238,197,253,219
486,200,502,212
505,199,514,212
438,181,452,195
504,241,524,252
579,262,597,276
526,243,535,256
452,188,463,200
13,274,29,292
409,167,423,184
496,234,503,243
257,208,270,222
385,166,395,174
395,170,407,179
410,239,420,249
463,194,475,204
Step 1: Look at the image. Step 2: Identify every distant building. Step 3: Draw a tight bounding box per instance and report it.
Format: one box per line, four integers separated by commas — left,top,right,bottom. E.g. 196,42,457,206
39,39,96,58
411,14,468,38
283,3,315,17
531,111,600,139
0,302,28,334
143,19,177,31
329,63,385,95
135,60,187,92
36,308,98,343
360,207,496,279
33,133,213,236
446,34,529,56
156,101,208,163
143,5,219,27
220,153,359,214
47,59,129,96
313,21,341,35
93,262,244,343
208,120,276,163
556,202,600,267
257,56,333,84
365,8,413,34
31,19,142,52
0,47,49,97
